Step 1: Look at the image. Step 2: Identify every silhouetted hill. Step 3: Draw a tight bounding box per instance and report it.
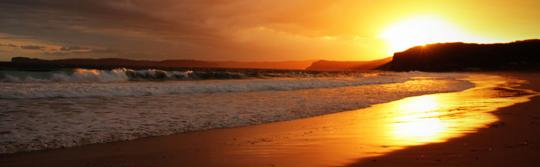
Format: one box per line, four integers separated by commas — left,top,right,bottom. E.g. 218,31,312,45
306,57,391,71
381,39,540,71
3,57,313,71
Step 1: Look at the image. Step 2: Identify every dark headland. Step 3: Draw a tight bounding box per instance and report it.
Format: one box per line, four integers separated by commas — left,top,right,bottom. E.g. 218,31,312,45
299,38,540,72
380,39,540,71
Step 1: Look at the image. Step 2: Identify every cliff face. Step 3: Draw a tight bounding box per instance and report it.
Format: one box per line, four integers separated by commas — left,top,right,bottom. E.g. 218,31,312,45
382,39,540,71
306,57,391,71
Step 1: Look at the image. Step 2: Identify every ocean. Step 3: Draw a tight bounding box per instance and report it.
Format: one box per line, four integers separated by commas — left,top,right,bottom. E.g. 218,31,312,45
0,68,473,154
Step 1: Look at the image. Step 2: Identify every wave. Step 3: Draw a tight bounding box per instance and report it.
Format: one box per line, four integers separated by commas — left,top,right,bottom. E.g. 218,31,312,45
0,68,381,83
0,69,442,99
0,73,414,99
1,68,201,82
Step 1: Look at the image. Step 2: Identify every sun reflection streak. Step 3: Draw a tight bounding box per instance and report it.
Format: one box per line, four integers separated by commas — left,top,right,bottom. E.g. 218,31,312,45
389,96,449,143
379,76,537,146
392,118,447,142
400,96,439,112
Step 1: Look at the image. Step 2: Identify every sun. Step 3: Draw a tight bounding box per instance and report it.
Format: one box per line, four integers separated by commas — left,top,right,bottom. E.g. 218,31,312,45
380,16,469,54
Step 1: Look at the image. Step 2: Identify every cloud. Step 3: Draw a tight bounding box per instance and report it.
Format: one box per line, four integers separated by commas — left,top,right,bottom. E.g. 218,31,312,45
20,45,46,50
0,0,350,39
0,43,17,48
0,33,122,60
0,0,384,61
59,46,91,52
50,46,116,55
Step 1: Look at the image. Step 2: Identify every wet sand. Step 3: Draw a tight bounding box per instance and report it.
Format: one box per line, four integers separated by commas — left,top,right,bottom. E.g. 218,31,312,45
349,73,540,167
0,73,539,167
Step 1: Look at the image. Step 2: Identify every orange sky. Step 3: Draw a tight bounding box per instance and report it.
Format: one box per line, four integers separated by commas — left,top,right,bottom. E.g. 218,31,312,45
0,0,539,61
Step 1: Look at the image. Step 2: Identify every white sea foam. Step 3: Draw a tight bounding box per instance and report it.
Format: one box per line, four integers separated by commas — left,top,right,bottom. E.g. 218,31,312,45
0,72,428,99
0,68,195,83
0,72,474,154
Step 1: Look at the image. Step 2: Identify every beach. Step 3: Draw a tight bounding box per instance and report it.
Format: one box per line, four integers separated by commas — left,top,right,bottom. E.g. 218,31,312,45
350,73,540,167
1,72,539,167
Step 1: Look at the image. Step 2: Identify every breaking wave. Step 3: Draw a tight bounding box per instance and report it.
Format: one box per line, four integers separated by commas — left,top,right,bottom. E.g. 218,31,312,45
0,68,216,82
0,68,390,83
0,73,414,99
0,68,448,99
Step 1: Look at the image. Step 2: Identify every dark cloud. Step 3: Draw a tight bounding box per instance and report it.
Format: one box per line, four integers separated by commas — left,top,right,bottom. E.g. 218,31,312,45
0,43,18,48
59,46,90,52
44,46,119,58
0,0,380,61
0,0,228,52
20,45,46,50
57,46,116,54
0,0,344,38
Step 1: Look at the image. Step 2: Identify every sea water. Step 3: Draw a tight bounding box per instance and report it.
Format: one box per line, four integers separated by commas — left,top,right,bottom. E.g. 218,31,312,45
0,69,473,153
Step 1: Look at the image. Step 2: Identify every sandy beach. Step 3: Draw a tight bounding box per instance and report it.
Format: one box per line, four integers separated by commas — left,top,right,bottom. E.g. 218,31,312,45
350,73,540,167
1,73,539,167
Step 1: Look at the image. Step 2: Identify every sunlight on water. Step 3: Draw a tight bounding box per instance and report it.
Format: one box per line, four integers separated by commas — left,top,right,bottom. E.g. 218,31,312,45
392,117,448,143
386,93,495,145
390,96,448,143
369,75,532,147
220,75,538,167
399,96,439,112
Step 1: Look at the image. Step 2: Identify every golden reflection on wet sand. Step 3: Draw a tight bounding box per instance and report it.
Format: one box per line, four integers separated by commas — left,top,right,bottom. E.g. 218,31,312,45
223,75,536,166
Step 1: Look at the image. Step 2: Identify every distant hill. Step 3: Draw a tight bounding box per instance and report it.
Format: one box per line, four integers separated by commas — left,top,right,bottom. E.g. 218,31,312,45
306,57,392,71
381,39,540,71
2,57,314,71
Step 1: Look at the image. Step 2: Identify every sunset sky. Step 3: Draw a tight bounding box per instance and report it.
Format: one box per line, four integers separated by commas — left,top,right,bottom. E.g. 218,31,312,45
0,0,539,61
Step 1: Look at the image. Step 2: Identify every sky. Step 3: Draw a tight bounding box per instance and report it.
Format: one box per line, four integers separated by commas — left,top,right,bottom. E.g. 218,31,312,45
0,0,539,61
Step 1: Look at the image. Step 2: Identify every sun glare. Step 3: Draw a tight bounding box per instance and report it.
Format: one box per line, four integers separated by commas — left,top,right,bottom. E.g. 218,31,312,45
391,96,447,143
380,16,471,54
400,96,439,112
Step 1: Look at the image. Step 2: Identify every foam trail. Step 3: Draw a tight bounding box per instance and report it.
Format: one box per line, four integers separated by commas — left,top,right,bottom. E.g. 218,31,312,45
0,74,410,99
1,71,450,99
0,68,196,82
0,72,476,154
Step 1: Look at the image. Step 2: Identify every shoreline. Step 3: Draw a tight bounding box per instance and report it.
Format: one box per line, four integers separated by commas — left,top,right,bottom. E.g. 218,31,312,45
347,72,540,166
1,73,538,167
